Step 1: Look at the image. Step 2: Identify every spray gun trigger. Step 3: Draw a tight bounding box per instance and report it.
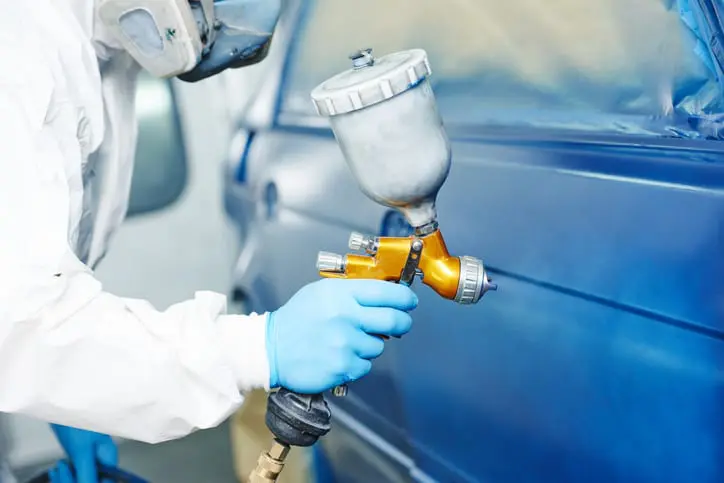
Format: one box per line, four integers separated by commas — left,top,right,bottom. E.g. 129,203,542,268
399,237,423,286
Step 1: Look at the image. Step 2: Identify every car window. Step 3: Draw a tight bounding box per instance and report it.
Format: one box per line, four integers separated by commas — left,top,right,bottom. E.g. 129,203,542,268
280,0,721,137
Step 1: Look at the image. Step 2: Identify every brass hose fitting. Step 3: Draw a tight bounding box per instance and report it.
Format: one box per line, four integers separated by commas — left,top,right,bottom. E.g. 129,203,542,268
248,441,289,483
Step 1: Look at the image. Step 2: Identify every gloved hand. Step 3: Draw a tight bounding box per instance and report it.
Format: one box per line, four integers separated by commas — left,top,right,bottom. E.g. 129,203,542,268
49,424,118,483
267,278,418,394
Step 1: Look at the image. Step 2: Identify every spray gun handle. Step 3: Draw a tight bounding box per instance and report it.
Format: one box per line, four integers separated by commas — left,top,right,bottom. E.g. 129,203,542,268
316,250,358,398
317,232,415,398
332,331,392,398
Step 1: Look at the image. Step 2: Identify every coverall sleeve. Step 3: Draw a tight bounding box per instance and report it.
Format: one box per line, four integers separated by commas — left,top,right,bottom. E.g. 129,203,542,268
0,70,270,445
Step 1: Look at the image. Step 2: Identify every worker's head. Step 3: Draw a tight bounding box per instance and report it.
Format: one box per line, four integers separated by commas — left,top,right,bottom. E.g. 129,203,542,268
97,0,282,82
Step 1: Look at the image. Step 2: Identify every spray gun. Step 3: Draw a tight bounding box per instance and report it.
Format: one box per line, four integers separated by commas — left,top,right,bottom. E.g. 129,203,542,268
248,48,496,483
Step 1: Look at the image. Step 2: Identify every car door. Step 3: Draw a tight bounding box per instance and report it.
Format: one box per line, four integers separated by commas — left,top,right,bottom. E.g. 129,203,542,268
269,1,724,482
377,4,724,483
229,1,724,482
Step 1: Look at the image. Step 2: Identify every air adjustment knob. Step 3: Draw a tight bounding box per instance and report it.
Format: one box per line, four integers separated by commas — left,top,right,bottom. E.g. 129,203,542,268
317,252,346,273
455,256,498,304
348,232,377,253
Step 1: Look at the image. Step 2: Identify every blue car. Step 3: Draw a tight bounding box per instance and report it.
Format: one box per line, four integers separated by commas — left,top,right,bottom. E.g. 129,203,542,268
224,1,724,482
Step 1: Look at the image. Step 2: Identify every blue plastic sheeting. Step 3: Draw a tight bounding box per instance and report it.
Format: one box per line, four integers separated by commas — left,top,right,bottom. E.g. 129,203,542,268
281,0,724,139
678,0,719,76
677,0,724,137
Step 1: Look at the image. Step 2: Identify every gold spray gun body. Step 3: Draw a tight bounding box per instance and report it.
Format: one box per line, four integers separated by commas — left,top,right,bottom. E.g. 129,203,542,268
316,211,496,398
248,47,496,483
320,227,492,304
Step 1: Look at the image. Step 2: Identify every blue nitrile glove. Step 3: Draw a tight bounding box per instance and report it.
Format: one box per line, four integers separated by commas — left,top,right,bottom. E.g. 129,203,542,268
48,460,74,483
266,278,418,394
50,424,118,483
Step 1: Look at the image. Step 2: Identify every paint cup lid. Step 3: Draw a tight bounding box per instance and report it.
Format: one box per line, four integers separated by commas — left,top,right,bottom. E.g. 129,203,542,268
310,48,431,117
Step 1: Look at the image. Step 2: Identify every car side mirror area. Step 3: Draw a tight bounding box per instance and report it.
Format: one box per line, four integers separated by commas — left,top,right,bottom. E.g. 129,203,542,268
126,70,188,218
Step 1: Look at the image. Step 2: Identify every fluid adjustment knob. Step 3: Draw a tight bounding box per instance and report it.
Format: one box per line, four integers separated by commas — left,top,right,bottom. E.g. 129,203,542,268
348,232,365,250
317,251,346,273
455,256,498,305
348,232,377,254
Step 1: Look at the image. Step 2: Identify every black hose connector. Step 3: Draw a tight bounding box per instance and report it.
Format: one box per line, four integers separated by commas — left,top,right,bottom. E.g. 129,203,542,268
265,388,332,447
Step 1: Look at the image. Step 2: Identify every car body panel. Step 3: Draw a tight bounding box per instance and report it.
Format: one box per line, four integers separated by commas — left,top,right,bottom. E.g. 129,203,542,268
224,1,724,482
392,136,724,482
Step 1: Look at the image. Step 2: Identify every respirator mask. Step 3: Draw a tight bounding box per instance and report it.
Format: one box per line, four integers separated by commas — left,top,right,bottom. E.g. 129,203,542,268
98,0,281,82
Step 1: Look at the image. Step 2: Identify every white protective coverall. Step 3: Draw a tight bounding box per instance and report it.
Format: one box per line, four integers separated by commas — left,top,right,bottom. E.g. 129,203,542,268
0,0,270,445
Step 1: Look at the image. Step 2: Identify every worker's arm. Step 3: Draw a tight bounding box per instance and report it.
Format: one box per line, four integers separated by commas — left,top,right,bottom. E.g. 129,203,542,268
0,49,419,446
0,84,269,444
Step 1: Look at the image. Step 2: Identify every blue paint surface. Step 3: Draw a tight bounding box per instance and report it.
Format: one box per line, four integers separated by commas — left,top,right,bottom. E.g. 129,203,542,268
266,128,724,483
225,1,724,480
